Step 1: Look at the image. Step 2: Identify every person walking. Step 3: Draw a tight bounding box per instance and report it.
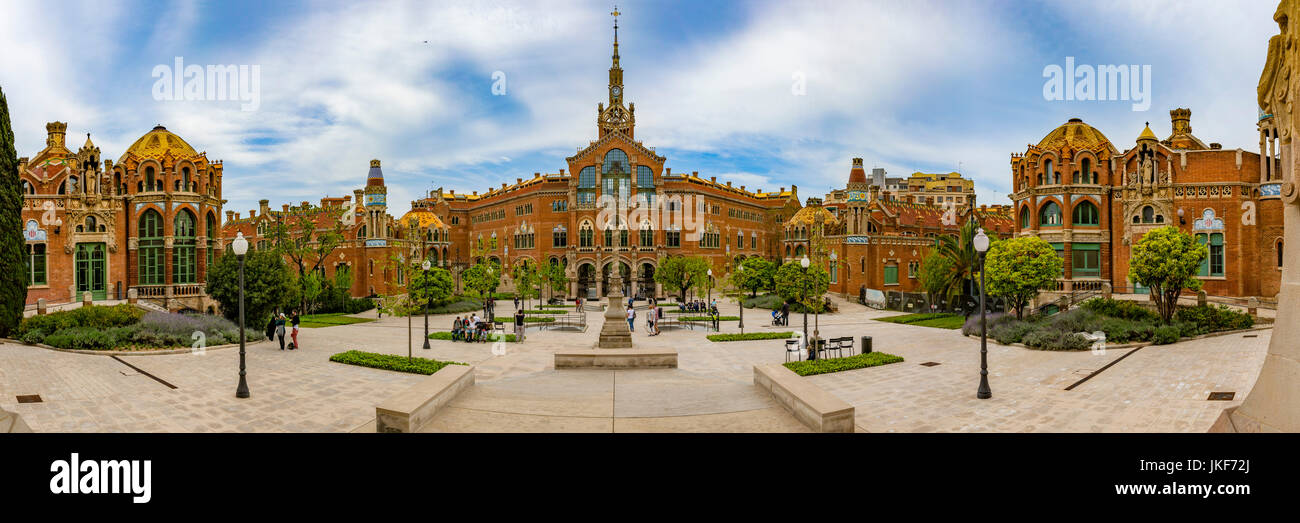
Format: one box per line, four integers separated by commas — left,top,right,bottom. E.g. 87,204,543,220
655,303,664,335
275,312,287,350
290,310,301,350
626,306,635,333
377,298,383,319
646,303,656,335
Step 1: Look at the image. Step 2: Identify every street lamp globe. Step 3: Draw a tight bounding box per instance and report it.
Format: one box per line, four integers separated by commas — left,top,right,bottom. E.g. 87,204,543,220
973,228,990,253
231,232,248,256
422,259,431,270
800,256,810,269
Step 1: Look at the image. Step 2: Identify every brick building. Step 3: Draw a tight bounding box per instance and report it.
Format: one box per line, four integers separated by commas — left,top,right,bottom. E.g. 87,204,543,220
223,19,803,301
19,123,225,312
1010,109,1285,300
786,158,1014,298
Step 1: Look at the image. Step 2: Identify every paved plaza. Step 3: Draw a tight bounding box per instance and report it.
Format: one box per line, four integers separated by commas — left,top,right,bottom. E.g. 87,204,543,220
0,297,1269,432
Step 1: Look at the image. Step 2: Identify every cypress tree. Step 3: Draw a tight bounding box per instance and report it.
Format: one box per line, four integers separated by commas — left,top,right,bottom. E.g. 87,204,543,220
0,86,28,337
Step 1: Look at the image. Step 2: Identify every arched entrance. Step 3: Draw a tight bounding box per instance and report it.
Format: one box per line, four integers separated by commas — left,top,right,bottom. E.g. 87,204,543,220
577,263,596,299
601,261,631,297
638,262,656,299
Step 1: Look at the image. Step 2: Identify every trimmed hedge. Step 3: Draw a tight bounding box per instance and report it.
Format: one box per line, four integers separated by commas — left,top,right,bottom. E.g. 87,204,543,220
706,331,794,342
783,352,904,376
427,331,517,342
678,315,740,321
18,304,144,338
328,350,467,375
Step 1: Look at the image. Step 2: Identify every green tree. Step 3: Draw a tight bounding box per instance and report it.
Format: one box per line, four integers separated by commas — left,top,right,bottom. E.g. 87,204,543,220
984,236,1062,319
205,249,294,329
927,220,981,304
0,86,26,337
268,209,346,317
461,259,501,299
918,250,956,306
510,260,540,309
1129,226,1207,323
655,255,710,302
541,262,569,302
773,260,830,312
409,265,454,308
735,257,776,297
301,271,325,314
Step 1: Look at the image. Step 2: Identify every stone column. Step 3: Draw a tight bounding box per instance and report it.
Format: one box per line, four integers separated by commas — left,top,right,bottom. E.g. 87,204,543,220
1213,7,1300,432
37,298,47,315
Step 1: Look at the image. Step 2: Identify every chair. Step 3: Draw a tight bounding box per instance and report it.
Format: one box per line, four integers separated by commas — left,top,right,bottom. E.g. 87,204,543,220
837,336,854,356
785,339,801,362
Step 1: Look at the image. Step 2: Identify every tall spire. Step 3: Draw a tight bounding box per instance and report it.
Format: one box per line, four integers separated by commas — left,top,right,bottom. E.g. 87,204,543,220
609,5,623,101
598,5,634,139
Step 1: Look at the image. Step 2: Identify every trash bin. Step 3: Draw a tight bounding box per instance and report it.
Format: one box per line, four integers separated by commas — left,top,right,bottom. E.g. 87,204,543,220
861,336,872,354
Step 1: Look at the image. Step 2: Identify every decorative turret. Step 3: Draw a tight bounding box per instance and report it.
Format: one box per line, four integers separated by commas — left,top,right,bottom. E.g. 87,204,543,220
848,157,867,185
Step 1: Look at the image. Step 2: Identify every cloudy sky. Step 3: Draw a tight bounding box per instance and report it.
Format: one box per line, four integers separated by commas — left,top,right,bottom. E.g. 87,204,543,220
0,0,1280,216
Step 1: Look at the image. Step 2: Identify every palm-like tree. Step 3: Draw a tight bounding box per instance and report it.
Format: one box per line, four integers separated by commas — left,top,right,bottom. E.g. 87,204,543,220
930,220,980,309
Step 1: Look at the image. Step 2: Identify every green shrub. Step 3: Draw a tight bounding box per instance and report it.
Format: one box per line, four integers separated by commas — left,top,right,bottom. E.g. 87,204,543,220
1171,320,1202,338
1174,305,1254,333
783,352,904,376
1081,298,1161,323
429,297,484,314
18,304,144,337
990,320,1035,345
427,331,517,342
20,329,45,345
43,327,118,350
1152,325,1180,345
706,332,794,342
328,350,467,375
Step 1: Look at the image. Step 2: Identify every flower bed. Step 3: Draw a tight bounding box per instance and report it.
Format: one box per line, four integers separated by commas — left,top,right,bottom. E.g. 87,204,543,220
706,332,794,342
328,350,467,375
783,352,905,376
960,299,1256,351
20,307,249,351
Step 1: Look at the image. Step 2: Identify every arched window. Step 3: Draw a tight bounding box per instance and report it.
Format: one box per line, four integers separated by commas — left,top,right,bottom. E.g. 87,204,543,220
1080,158,1093,184
173,210,197,284
206,212,217,270
145,167,156,192
138,210,164,285
1020,206,1031,228
1040,201,1062,226
794,244,806,257
1141,205,1155,224
181,167,191,192
1072,200,1099,226
21,180,34,195
1044,159,1055,185
640,221,654,247
1278,240,1285,269
85,216,97,231
579,222,594,247
636,165,655,205
602,149,630,204
577,166,597,205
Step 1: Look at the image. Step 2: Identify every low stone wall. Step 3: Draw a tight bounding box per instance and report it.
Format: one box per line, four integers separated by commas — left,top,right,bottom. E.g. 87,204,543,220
753,363,855,433
0,408,32,433
554,348,678,369
375,364,475,433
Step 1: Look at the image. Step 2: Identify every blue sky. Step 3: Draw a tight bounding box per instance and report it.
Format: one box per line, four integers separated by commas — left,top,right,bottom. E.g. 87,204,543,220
0,0,1279,216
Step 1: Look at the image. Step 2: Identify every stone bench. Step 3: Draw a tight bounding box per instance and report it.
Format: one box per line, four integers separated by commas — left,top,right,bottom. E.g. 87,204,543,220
753,364,855,433
554,348,678,369
375,364,475,433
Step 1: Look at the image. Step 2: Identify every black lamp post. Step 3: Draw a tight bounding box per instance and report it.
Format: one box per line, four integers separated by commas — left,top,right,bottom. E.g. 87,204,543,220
232,232,250,399
737,264,744,335
422,259,431,350
800,255,813,360
974,227,992,399
707,268,713,303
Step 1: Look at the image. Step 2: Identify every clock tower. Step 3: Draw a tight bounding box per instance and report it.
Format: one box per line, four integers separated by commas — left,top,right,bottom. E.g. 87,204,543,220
598,6,635,139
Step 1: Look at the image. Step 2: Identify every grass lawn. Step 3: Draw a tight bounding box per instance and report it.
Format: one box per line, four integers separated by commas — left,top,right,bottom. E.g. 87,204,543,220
783,352,905,376
875,312,965,330
328,350,467,375
300,313,377,328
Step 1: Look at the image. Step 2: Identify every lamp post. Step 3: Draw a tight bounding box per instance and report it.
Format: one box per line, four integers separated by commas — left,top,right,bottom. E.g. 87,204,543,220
973,228,992,399
231,232,250,399
707,268,713,303
800,255,813,360
737,264,744,335
422,259,431,350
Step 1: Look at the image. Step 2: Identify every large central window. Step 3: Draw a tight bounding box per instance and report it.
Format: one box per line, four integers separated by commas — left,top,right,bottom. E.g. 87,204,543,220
174,210,197,284
602,149,631,205
138,210,164,285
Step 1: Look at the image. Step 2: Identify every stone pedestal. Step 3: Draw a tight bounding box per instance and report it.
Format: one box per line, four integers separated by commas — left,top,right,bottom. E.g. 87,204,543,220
127,288,138,305
596,287,632,349
82,291,93,308
36,298,46,315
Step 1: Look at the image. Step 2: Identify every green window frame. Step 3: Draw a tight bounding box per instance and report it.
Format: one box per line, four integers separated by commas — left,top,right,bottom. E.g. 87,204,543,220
25,243,47,285
1040,201,1062,226
174,211,197,284
205,212,216,273
1197,233,1225,277
1071,243,1101,278
138,210,165,285
884,265,898,285
1072,200,1099,226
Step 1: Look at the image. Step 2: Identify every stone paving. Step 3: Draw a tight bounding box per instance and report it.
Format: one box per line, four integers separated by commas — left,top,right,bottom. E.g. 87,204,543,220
0,296,1270,432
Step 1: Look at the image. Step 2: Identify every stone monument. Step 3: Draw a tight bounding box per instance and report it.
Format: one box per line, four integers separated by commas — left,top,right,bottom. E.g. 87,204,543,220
1211,0,1300,432
596,264,632,349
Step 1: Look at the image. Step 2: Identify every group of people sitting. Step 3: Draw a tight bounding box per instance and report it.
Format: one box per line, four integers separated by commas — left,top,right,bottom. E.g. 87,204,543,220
451,314,493,342
680,300,716,314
